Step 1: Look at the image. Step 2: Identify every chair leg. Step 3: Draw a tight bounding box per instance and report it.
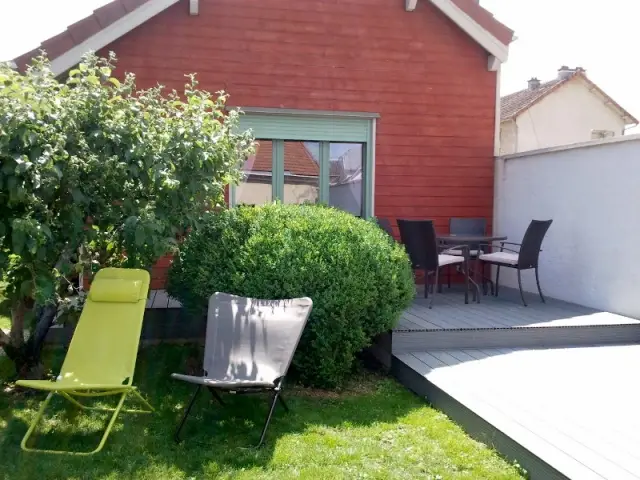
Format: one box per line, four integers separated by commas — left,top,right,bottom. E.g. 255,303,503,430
517,269,528,307
424,270,429,299
257,390,281,448
175,385,202,444
207,387,225,406
495,266,501,297
535,267,546,303
21,391,129,455
429,268,439,309
463,261,469,305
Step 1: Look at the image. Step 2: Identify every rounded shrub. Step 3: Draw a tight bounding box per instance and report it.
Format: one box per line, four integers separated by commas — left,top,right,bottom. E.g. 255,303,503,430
167,203,414,388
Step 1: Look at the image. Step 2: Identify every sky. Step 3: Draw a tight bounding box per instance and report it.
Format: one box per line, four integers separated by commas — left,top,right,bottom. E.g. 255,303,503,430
1,0,639,129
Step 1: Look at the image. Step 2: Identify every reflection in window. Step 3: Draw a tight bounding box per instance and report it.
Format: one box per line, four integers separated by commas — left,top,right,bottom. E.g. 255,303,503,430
329,143,363,216
283,142,320,205
236,140,273,205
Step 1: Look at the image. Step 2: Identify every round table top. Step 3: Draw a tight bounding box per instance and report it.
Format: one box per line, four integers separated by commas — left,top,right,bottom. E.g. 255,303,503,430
437,233,508,243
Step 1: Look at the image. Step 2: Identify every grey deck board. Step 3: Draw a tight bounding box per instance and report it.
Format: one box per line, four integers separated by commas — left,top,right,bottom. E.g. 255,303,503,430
147,289,183,309
398,289,639,332
145,290,156,309
150,289,169,309
397,346,640,480
392,289,640,354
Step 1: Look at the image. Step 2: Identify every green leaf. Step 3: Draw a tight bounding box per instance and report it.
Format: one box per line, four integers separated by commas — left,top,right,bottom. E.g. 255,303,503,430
134,226,145,247
11,228,26,254
108,77,121,87
71,188,87,203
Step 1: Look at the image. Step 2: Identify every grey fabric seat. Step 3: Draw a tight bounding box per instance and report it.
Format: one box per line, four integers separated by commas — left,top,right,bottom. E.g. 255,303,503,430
172,292,313,447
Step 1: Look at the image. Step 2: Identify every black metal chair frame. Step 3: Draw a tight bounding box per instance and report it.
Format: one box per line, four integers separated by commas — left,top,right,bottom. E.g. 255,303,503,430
174,375,289,448
397,219,476,308
479,219,553,307
443,218,488,290
375,218,395,239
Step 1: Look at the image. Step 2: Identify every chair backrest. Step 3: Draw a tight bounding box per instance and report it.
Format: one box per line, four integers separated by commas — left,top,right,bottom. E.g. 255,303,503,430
397,219,439,271
203,293,313,385
450,218,487,251
518,219,553,268
376,218,395,238
449,218,486,236
60,268,150,386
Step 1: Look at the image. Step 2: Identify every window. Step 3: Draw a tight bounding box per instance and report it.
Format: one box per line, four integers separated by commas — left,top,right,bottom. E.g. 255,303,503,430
329,143,363,216
283,142,320,205
232,109,377,218
236,140,273,205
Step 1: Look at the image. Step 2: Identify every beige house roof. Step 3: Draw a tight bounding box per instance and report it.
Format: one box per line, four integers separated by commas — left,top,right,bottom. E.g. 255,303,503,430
501,69,638,126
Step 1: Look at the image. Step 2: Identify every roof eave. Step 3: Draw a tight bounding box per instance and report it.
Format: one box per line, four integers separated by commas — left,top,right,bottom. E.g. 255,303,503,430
14,0,180,76
428,0,509,63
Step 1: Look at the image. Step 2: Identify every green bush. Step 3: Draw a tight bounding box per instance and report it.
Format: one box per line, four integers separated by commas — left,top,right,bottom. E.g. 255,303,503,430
167,203,414,387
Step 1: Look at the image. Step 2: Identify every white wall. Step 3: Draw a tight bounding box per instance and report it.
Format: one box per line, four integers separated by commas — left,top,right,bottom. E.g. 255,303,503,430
494,134,640,317
499,120,517,155
507,78,626,154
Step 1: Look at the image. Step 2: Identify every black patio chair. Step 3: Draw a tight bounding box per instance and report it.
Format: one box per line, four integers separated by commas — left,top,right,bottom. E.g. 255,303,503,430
171,293,313,447
376,218,395,238
442,218,487,288
478,219,552,307
397,219,471,308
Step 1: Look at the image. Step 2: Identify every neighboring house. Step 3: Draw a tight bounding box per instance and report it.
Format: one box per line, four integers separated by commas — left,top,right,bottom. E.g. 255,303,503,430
13,0,513,288
500,66,638,155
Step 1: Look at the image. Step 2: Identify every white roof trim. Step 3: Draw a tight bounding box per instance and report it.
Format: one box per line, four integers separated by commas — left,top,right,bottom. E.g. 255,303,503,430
406,0,418,11
428,0,509,63
50,0,180,75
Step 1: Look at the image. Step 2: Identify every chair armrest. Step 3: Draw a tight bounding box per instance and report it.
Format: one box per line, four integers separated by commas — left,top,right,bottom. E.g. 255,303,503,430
438,243,469,253
478,243,521,254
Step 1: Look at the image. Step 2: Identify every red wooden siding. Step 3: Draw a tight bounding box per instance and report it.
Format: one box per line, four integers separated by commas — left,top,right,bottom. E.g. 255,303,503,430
101,0,498,286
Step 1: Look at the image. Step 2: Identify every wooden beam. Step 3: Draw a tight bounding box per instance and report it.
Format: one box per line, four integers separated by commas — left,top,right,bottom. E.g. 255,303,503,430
189,0,199,15
430,0,509,63
50,0,180,76
406,0,418,11
488,55,501,72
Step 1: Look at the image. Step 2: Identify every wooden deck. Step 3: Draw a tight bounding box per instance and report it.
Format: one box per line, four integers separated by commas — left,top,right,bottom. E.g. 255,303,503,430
393,287,640,353
146,289,182,309
385,288,640,480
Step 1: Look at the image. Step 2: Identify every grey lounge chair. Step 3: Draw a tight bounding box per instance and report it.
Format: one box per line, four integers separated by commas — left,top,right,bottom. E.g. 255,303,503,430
172,292,313,447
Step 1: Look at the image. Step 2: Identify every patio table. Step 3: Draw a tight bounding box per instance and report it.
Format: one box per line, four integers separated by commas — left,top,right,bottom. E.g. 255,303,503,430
437,233,508,301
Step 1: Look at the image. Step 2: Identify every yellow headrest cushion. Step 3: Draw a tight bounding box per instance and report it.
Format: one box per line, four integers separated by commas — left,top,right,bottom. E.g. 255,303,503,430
89,278,144,303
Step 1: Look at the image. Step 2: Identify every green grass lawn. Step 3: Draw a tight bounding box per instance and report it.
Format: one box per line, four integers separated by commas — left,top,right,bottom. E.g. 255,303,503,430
0,345,524,480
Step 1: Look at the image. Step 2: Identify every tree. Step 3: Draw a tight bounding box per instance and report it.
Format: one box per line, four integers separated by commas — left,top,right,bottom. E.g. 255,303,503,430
0,52,255,376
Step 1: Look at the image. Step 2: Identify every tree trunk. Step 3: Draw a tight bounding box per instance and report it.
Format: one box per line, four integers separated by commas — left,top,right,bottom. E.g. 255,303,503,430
0,300,57,380
9,300,27,349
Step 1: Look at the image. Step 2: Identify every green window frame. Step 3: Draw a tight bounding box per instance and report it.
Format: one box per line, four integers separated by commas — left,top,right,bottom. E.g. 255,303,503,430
231,108,378,218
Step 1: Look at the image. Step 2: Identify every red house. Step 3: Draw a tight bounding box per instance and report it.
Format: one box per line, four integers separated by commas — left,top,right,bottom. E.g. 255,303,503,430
14,0,513,288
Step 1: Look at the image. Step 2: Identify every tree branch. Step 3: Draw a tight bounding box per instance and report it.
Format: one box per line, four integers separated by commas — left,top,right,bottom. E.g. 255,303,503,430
0,328,10,347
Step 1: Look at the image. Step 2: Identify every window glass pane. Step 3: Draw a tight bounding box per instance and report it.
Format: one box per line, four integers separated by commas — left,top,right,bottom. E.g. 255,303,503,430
283,141,320,205
329,143,363,216
236,140,273,205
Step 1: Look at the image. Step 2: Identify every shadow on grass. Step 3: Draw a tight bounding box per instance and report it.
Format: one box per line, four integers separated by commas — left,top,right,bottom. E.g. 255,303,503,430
0,344,424,480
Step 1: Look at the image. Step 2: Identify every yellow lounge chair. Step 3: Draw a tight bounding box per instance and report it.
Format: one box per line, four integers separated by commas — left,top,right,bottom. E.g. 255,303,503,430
16,268,153,455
